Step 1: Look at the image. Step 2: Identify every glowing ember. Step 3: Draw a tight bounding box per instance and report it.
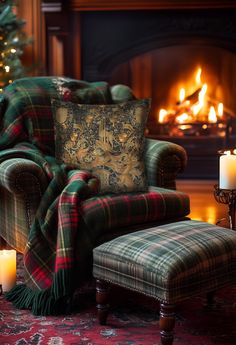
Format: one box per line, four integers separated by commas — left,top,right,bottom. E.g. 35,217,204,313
176,113,189,123
159,108,167,123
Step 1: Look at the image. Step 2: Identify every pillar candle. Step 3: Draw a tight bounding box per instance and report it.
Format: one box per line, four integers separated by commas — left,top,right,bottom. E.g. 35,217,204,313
0,250,16,292
219,152,236,190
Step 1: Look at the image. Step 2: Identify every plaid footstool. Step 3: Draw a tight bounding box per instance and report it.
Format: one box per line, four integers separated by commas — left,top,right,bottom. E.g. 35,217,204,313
93,220,236,345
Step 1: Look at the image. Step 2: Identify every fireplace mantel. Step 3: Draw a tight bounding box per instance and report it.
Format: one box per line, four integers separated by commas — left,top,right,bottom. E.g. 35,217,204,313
68,0,236,11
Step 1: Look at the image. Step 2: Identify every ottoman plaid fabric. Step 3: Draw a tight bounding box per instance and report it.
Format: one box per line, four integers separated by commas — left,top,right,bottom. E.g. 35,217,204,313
93,220,236,304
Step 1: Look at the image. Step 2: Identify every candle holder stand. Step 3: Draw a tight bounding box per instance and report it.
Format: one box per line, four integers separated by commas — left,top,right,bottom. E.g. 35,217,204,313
214,185,236,230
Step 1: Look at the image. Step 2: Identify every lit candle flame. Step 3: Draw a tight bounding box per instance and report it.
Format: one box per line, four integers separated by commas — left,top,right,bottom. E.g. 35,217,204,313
179,88,185,103
223,150,231,155
159,109,167,123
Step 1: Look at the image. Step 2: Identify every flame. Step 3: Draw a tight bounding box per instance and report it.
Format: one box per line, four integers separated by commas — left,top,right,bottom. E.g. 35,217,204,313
196,67,202,85
179,88,185,103
191,83,208,115
199,83,207,104
192,103,201,115
208,106,217,123
176,113,189,123
159,109,167,123
218,103,223,117
223,150,232,155
157,67,225,129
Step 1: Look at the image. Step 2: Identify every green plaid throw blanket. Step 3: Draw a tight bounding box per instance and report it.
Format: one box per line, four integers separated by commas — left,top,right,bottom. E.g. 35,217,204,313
0,77,108,315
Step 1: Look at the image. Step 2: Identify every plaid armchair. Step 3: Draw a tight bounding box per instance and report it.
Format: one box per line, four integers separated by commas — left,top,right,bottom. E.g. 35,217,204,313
0,77,190,255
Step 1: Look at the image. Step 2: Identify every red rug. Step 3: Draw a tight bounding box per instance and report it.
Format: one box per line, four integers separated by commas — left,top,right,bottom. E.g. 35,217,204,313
0,254,236,345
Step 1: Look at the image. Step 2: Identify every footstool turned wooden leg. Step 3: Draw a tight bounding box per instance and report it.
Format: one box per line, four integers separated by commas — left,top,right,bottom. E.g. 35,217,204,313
96,279,110,325
159,302,175,345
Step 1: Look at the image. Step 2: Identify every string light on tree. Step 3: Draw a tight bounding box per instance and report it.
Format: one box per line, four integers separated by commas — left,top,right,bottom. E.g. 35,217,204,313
0,0,31,90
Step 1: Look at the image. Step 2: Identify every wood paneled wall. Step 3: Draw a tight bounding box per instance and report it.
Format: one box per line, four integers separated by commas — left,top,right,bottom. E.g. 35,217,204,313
17,0,46,75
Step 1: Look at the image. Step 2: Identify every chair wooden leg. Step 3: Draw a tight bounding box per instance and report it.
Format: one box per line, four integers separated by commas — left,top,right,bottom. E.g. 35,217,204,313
159,302,176,345
95,279,110,325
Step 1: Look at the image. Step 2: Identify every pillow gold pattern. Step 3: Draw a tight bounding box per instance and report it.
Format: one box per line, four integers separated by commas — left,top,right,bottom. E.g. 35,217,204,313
53,99,151,194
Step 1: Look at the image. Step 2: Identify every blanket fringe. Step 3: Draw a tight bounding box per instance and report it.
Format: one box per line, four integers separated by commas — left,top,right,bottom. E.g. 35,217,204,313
6,269,75,315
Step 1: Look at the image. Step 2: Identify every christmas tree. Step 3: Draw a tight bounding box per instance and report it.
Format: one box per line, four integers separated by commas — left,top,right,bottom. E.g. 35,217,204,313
0,0,30,90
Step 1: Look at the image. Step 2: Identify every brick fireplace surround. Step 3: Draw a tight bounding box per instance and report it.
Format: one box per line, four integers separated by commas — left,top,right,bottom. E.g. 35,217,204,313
36,1,236,178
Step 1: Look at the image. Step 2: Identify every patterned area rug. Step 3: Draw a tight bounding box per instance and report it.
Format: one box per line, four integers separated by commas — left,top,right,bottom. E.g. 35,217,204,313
0,254,236,345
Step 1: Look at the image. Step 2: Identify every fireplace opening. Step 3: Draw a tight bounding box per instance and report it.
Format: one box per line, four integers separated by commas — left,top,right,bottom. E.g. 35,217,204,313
81,8,236,179
109,44,236,136
108,45,236,178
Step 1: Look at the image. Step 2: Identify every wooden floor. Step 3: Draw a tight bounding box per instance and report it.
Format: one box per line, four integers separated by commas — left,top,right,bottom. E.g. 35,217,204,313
176,179,229,228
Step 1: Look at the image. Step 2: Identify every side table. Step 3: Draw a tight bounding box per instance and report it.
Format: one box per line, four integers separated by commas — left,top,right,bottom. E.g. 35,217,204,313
214,185,236,230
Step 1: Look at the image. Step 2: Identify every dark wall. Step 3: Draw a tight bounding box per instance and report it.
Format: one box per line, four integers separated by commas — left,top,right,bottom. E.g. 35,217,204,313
81,9,236,80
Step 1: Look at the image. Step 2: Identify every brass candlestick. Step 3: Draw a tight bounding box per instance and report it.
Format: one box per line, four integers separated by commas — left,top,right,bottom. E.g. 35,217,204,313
214,185,236,230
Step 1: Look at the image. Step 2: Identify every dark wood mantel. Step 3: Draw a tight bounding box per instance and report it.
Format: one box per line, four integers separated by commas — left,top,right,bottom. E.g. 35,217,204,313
69,0,236,10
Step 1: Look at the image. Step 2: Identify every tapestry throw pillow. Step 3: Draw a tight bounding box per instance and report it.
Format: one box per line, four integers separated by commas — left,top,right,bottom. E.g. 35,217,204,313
52,99,151,194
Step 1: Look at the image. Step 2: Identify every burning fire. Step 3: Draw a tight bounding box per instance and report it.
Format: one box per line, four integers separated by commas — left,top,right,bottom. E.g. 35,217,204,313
158,67,224,126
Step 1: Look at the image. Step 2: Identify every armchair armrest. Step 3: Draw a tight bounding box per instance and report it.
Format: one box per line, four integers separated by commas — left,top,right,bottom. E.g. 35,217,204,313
0,158,48,195
0,158,50,252
145,138,187,190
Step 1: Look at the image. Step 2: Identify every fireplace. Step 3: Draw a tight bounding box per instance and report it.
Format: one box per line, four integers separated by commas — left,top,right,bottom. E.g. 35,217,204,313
43,1,236,178
78,6,236,178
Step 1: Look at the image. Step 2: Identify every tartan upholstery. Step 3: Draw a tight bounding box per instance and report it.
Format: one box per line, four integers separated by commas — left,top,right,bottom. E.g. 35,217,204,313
0,76,189,315
145,139,187,189
0,157,49,252
93,220,236,304
80,186,190,244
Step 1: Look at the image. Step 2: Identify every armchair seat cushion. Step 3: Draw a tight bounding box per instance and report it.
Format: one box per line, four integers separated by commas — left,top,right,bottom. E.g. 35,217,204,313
79,186,190,241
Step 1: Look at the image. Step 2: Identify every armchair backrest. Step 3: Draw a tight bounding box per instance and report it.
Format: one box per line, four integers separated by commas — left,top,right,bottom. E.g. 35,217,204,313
0,77,125,155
